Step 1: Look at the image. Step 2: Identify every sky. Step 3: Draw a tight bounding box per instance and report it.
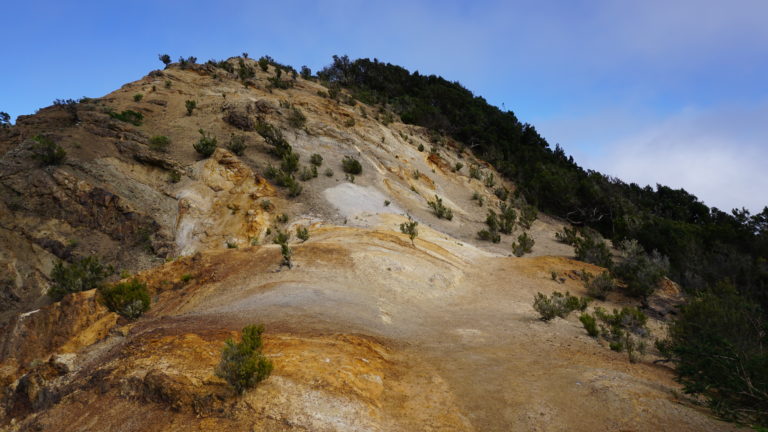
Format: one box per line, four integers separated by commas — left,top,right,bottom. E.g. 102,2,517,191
1,0,766,212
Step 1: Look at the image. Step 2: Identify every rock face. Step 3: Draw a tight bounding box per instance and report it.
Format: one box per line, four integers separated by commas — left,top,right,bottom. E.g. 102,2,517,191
0,58,738,431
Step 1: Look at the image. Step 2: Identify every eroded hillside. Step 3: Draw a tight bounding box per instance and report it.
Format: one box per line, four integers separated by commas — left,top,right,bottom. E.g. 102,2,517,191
0,57,736,431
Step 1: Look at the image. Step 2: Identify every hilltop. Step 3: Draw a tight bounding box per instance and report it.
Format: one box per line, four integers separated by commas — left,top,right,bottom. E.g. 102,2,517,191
0,55,759,430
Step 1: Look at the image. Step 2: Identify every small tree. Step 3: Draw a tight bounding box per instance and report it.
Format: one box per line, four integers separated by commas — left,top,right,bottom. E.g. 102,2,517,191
0,112,11,128
612,239,669,304
400,214,419,246
280,243,293,268
185,100,197,116
258,57,269,72
158,54,171,66
300,65,312,79
216,324,273,395
194,129,217,157
98,278,150,319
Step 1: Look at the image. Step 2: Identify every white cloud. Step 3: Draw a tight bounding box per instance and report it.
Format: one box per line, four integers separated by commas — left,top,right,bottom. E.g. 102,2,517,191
582,103,768,213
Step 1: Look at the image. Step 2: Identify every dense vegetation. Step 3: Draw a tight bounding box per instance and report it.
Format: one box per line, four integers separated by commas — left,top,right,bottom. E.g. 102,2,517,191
319,55,768,424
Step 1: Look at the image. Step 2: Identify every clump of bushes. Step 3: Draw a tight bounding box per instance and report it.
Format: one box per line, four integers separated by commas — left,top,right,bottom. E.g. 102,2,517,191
469,165,482,180
31,135,66,166
309,153,323,166
149,135,170,152
427,195,453,220
48,256,113,301
555,226,581,245
341,156,362,175
298,165,318,181
193,129,217,157
98,278,150,319
216,324,273,395
579,313,599,337
296,226,310,242
532,291,589,321
582,306,650,362
512,232,534,257
227,134,247,156
109,109,143,126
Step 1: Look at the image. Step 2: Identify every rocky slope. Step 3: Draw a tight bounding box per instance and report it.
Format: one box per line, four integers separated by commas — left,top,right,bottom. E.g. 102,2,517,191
0,57,735,431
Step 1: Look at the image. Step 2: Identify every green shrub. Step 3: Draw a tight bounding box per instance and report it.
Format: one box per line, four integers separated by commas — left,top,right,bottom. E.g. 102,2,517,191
612,239,669,302
417,143,424,152
168,170,181,183
31,135,66,166
594,306,649,337
48,256,112,301
193,129,217,157
109,109,143,125
185,100,197,116
310,153,323,166
400,214,419,246
256,120,292,159
533,291,589,321
469,165,482,180
579,313,599,337
258,57,269,72
453,162,463,172
574,232,612,268
298,165,317,181
341,156,362,175
300,66,312,79
296,226,309,242
484,172,496,187
427,195,453,220
667,283,768,423
158,54,171,66
498,203,517,234
584,271,615,300
280,243,293,268
98,278,150,319
227,134,247,156
280,152,300,173
149,135,170,152
494,186,509,201
477,229,501,243
284,175,302,197
517,202,538,229
555,226,581,245
324,168,334,177
133,93,143,102
288,107,306,129
215,324,273,395
512,232,534,257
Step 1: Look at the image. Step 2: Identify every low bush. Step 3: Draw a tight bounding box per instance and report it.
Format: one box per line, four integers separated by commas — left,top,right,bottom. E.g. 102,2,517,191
288,107,306,129
469,165,482,180
31,135,66,166
185,100,197,116
533,291,589,321
400,214,419,246
427,195,453,220
584,271,615,300
149,135,170,152
215,324,273,395
612,239,669,303
98,278,150,319
574,232,612,268
512,232,535,257
48,256,112,301
310,153,323,166
298,165,318,181
341,156,362,175
193,129,217,157
227,134,247,156
477,229,501,243
109,109,143,125
555,226,581,245
133,93,143,102
579,313,599,337
296,226,309,242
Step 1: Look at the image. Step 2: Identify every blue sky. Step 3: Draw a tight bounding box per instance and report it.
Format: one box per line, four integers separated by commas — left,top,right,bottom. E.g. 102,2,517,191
2,0,766,211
